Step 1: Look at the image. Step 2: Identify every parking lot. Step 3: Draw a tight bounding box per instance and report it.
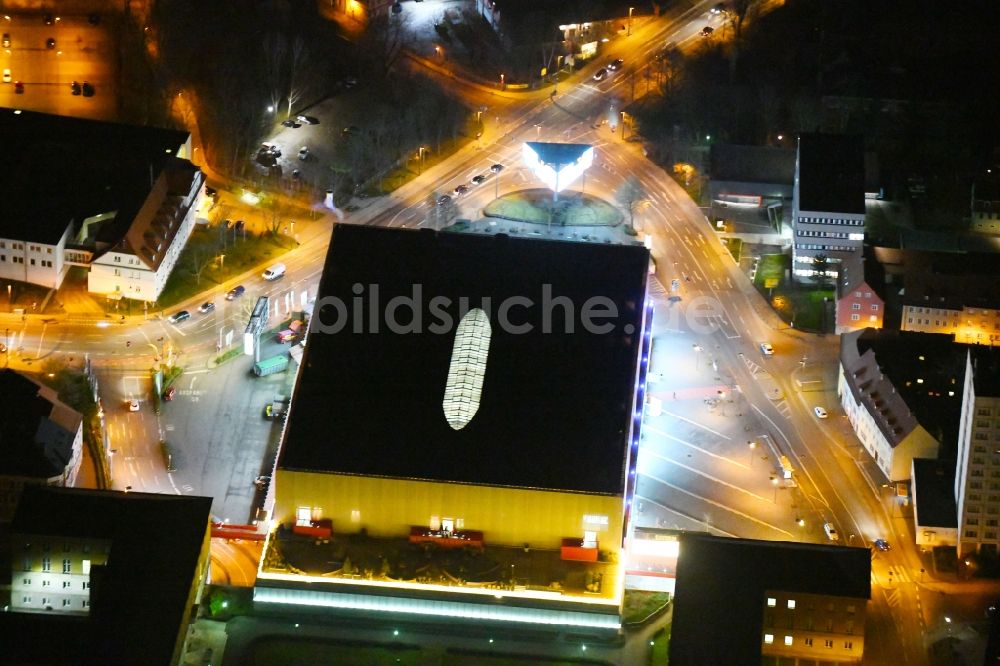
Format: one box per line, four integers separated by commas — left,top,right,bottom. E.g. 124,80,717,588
1,12,117,119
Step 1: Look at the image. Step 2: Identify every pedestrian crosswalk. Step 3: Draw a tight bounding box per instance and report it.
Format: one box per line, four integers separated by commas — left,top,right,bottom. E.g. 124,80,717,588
648,276,667,298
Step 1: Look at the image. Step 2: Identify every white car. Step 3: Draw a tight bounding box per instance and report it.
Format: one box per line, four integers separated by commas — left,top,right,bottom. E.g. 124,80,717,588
823,522,839,541
759,342,774,356
814,406,828,419
127,398,140,412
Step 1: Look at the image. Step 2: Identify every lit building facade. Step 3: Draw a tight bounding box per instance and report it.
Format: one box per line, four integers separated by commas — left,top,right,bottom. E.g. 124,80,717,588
835,280,884,334
256,226,652,634
902,301,1000,347
12,536,111,614
761,590,866,663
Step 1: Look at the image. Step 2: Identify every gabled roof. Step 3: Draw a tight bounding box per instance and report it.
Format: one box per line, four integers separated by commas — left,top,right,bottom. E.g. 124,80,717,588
0,107,190,246
278,226,650,495
0,369,82,479
670,534,870,665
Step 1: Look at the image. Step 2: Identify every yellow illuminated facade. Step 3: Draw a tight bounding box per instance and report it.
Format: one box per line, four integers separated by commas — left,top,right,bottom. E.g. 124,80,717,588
902,304,1000,347
274,470,624,552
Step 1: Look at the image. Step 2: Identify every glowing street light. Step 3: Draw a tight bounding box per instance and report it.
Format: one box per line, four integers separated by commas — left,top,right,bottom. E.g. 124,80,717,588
748,440,756,467
499,73,505,90
627,6,634,36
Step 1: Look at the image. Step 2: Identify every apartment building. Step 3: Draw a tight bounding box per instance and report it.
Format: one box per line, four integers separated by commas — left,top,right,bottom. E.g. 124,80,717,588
955,348,1000,558
791,134,866,278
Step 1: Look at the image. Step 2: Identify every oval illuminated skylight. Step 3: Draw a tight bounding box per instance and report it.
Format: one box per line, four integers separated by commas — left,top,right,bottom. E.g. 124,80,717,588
443,308,491,430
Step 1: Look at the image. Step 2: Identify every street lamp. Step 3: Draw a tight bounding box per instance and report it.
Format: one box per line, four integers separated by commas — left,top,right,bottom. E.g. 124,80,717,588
627,6,634,36
748,441,756,467
499,73,505,90
417,146,428,174
692,344,703,369
217,254,225,270
266,105,275,114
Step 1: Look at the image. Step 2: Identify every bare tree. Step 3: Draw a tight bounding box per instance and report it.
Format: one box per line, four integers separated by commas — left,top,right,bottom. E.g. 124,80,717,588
188,247,218,286
616,176,646,233
360,12,411,78
725,0,762,80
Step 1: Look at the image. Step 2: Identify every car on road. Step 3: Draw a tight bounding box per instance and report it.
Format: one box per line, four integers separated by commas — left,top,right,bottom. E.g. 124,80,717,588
2,34,9,48
127,398,140,412
13,81,23,94
46,38,56,49
341,76,358,89
43,14,58,25
608,58,624,71
710,2,726,14
260,141,280,157
226,285,246,300
281,119,300,128
453,184,469,197
197,301,215,314
82,81,95,97
437,194,452,206
700,26,714,36
2,69,10,83
168,310,191,324
163,387,176,401
759,341,774,356
490,163,505,173
814,406,828,419
70,81,82,95
593,67,608,82
874,538,891,551
296,115,320,125
471,174,489,185
297,146,309,160
262,263,286,281
823,522,839,541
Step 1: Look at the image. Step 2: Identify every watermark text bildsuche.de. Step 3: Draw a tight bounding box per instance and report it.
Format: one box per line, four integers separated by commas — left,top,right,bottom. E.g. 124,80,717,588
305,284,728,335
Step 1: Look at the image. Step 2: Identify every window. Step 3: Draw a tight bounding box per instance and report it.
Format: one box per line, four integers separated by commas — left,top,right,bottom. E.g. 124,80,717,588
845,641,853,649
62,581,70,588
82,581,90,590
787,599,796,609
82,560,91,575
784,636,793,646
22,596,31,604
764,634,774,645
82,544,90,554
851,314,860,321
825,639,834,648
804,638,813,647
350,509,361,523
767,597,776,607
82,600,89,608
41,557,51,572
852,303,861,310
847,619,854,634
23,558,31,571
42,580,50,587
296,507,312,527
62,599,71,607
871,304,879,311
63,559,71,573
22,578,30,585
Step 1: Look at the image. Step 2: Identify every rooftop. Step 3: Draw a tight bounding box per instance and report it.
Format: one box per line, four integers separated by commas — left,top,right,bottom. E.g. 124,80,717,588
669,534,870,666
3,486,212,666
0,370,82,479
0,108,190,245
840,329,963,449
970,346,1000,398
524,141,592,167
279,226,650,495
709,144,796,185
796,133,865,215
912,458,957,529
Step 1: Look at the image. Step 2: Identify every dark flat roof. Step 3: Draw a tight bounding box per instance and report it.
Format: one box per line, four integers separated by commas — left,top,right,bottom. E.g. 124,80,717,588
5,486,211,666
709,144,795,185
670,534,870,666
0,370,80,479
797,133,865,215
0,108,190,244
912,458,957,529
279,226,649,495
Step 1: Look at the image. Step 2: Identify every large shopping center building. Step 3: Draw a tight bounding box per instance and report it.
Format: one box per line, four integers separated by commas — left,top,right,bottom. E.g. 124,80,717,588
255,225,652,634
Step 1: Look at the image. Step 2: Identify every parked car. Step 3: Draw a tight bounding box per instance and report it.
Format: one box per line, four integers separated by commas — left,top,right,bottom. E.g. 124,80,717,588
70,80,81,95
593,67,608,82
608,58,624,71
297,146,309,160
81,81,95,97
226,285,246,300
453,184,469,197
471,174,489,185
710,2,726,14
127,398,140,412
759,341,774,356
296,115,320,125
281,119,301,128
43,14,58,25
163,387,176,401
2,33,10,48
46,38,55,49
490,163,505,173
437,194,452,206
13,80,23,94
262,263,286,281
813,406,828,419
823,523,839,541
167,310,191,324
197,301,215,314
700,26,714,36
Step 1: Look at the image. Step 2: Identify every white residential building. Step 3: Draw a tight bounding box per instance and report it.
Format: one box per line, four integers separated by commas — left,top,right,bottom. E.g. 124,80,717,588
88,158,204,303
